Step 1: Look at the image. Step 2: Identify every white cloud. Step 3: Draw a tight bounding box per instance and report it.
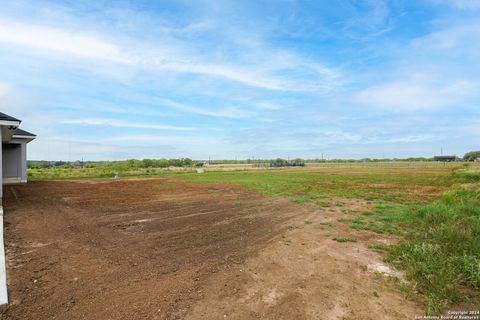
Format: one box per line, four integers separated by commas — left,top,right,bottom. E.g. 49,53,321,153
156,98,254,119
431,0,480,9
153,62,285,91
368,135,436,144
0,82,46,120
0,18,341,92
452,0,480,9
347,14,480,114
254,102,283,110
62,118,194,131
0,20,130,63
0,81,11,98
104,134,217,145
353,78,479,111
142,56,341,92
411,22,480,60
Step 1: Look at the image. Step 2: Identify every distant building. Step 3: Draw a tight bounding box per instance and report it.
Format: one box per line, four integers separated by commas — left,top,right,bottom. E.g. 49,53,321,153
433,155,456,162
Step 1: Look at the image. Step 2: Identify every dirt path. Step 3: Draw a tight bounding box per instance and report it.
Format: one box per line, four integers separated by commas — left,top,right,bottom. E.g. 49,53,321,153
0,178,421,319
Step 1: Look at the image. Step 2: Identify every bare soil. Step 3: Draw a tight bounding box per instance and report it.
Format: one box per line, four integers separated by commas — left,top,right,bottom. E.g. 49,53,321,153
0,178,421,319
186,197,422,320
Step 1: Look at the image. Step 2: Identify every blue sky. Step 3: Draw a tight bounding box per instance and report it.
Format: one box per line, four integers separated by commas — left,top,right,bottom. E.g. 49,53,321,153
1,0,479,160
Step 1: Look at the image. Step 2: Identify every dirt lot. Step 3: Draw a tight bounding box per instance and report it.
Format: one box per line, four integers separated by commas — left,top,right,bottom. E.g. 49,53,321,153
0,177,421,319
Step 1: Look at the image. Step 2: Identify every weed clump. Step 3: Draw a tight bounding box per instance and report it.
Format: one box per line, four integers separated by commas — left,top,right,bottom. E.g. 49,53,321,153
332,236,357,243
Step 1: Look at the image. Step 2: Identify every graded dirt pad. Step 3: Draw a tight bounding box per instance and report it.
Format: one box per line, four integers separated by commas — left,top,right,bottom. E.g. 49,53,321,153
0,178,308,319
0,178,421,319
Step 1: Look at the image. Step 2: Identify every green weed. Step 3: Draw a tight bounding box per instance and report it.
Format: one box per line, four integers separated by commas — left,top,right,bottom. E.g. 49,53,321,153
332,236,358,243
368,243,389,253
361,211,374,216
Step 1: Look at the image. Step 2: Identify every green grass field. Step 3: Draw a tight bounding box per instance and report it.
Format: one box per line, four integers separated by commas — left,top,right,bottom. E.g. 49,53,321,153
165,166,456,203
28,162,480,314
28,160,473,182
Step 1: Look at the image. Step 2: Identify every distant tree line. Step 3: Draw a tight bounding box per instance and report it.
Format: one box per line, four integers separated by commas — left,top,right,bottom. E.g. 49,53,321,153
27,152,480,169
27,158,197,169
254,158,305,167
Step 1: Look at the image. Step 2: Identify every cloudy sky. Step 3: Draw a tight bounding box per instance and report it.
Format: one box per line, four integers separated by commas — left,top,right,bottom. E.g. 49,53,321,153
1,0,479,160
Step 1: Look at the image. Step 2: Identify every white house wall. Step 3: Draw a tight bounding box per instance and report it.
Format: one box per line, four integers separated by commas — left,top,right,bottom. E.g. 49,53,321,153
0,129,2,200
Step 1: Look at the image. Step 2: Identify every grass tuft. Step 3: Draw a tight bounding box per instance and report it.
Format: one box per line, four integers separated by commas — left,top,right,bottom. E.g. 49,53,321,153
368,243,389,253
332,236,358,243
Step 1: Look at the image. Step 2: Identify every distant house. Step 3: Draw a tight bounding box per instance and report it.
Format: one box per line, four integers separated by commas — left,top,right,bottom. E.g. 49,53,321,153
0,112,36,202
433,155,456,162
